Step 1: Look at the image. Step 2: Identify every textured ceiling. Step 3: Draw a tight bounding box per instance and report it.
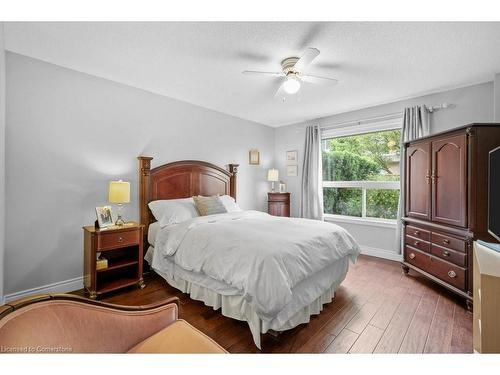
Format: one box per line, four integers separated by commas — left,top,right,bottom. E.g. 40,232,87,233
4,22,500,127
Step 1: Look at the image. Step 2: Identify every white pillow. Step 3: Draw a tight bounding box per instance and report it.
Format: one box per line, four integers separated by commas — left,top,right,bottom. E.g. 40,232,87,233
148,198,199,227
219,195,243,212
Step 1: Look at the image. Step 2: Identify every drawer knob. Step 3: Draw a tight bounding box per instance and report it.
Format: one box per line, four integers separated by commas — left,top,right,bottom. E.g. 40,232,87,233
443,251,450,257
448,270,457,278
443,239,450,244
414,231,420,235
414,241,420,246
118,237,124,243
409,253,416,259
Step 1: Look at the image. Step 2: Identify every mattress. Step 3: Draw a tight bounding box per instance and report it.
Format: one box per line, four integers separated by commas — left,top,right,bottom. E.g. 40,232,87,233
147,222,160,246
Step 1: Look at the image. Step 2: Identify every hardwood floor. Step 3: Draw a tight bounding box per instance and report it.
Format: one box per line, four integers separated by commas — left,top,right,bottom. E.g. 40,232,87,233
72,255,472,353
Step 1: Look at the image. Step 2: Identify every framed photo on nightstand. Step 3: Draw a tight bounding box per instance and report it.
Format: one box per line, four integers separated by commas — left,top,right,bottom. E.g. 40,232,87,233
95,205,114,228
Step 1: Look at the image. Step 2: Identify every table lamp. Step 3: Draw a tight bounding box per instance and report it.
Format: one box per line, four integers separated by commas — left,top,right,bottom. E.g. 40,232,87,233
267,169,279,192
108,180,130,225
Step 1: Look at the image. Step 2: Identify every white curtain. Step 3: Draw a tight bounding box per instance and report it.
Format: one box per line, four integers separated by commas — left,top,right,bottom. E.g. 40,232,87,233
396,106,430,254
300,125,324,220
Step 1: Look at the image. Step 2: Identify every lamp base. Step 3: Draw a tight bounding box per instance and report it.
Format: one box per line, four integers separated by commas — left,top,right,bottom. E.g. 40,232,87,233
115,204,125,226
115,214,125,226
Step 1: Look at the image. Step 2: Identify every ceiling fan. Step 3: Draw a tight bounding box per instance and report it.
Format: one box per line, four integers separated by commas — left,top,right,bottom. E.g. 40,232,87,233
242,47,338,97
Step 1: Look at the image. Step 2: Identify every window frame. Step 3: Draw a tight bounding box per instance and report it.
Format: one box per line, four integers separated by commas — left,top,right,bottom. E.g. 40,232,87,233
321,116,402,224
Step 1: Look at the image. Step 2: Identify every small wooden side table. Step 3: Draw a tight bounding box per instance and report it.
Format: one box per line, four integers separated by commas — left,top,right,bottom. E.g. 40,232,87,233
268,192,291,217
83,222,145,299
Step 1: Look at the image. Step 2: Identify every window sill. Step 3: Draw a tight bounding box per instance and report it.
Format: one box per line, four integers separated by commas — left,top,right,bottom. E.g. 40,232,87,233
324,214,397,229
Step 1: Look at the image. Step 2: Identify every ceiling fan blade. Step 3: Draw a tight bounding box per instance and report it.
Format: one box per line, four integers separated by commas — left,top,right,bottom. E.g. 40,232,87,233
294,47,320,71
242,70,284,77
301,74,338,86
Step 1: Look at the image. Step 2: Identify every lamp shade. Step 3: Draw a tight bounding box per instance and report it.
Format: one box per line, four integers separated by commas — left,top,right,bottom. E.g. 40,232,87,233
267,169,279,182
108,180,130,204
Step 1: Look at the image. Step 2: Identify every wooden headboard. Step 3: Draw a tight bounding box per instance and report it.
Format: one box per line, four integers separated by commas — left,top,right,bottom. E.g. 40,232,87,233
138,156,239,236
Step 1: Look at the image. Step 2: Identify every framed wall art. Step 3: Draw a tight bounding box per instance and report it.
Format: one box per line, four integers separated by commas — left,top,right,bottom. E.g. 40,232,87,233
286,150,298,164
249,149,260,165
286,165,298,177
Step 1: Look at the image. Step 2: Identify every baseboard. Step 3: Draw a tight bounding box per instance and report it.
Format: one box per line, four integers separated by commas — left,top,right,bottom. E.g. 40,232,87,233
3,276,83,304
360,245,403,262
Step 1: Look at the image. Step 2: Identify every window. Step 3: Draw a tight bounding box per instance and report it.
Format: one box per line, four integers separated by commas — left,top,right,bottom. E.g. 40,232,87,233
322,128,401,221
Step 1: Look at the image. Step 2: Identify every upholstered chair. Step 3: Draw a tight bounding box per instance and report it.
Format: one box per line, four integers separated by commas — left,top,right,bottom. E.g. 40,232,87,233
0,294,227,354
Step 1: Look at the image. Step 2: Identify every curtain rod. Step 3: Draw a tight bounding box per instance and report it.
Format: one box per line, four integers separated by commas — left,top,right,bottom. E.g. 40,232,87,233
319,102,453,131
320,111,402,131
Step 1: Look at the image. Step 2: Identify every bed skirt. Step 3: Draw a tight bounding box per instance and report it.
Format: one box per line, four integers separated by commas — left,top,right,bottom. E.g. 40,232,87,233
152,265,346,349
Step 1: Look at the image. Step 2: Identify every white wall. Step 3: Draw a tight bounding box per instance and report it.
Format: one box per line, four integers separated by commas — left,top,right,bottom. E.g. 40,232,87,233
4,52,275,296
275,82,494,258
0,23,5,303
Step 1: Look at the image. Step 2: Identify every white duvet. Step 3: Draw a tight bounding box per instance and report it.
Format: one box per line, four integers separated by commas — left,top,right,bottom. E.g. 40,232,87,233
153,210,360,320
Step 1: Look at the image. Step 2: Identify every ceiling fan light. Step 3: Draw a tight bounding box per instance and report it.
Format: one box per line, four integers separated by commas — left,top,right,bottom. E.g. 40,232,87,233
283,75,301,94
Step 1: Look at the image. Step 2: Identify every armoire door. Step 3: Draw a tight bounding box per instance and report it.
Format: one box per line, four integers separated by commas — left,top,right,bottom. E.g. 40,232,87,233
406,141,432,220
431,133,467,227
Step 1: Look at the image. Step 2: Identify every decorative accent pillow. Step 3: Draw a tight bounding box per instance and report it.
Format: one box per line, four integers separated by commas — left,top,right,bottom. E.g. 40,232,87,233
219,195,243,212
193,195,228,216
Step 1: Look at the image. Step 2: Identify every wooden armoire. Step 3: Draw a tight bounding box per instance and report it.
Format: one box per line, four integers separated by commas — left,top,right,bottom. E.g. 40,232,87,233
402,123,500,309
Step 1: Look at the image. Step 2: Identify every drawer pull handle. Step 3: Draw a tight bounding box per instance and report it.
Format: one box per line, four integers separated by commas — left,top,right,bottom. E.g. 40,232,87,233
414,231,420,236
443,239,450,244
409,253,416,260
118,237,124,243
414,241,420,246
448,270,457,278
443,251,450,257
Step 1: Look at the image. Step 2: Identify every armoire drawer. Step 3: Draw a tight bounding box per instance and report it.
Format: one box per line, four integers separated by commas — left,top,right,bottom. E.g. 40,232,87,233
430,244,466,267
431,232,466,253
404,246,430,270
405,246,466,291
406,225,431,242
429,255,466,291
404,235,430,253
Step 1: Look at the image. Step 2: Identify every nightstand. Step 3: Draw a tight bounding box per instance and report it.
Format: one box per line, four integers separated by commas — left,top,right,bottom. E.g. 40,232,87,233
268,192,290,217
83,222,145,299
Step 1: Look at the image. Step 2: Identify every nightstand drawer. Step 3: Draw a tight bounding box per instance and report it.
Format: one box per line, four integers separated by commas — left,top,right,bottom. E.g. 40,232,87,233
97,230,140,250
268,193,290,202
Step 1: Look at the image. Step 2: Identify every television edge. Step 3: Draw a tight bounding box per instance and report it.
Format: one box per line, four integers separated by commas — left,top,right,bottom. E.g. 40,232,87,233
488,145,500,242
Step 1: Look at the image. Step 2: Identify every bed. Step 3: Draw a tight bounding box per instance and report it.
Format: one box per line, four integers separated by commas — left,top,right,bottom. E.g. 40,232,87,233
138,157,360,348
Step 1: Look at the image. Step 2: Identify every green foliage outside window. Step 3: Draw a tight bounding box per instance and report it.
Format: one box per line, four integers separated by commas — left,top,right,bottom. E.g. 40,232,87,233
366,189,400,219
322,129,401,219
